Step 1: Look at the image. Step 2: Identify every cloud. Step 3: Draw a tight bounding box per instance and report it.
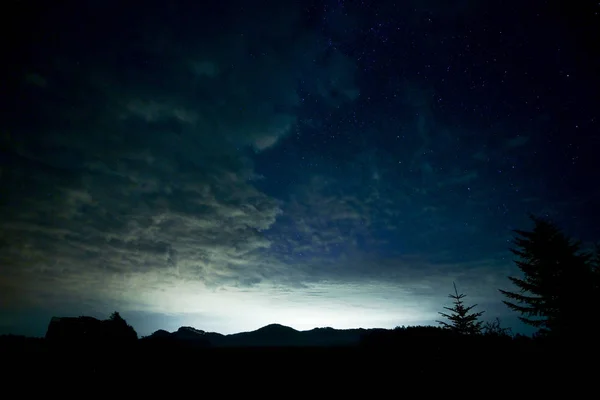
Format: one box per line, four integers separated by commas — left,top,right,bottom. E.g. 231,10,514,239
123,100,198,124
436,170,479,188
0,147,287,304
506,135,530,148
0,1,359,315
268,174,394,266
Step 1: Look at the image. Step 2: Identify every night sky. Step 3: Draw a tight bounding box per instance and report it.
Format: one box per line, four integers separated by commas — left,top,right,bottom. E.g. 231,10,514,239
1,0,598,338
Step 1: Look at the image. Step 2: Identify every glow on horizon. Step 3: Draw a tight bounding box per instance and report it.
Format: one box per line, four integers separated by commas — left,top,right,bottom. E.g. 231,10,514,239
106,274,441,335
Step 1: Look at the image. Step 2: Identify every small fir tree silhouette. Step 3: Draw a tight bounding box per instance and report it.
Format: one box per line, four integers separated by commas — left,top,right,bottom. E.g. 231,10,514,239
437,282,484,335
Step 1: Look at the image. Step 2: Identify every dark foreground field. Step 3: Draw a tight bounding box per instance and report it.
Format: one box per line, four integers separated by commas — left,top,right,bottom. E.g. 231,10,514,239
1,334,594,389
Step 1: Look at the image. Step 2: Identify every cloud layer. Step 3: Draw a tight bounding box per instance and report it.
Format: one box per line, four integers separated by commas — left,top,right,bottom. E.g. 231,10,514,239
0,1,361,316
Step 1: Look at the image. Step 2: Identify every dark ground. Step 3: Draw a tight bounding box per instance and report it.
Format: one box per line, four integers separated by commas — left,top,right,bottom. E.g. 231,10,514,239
0,334,594,390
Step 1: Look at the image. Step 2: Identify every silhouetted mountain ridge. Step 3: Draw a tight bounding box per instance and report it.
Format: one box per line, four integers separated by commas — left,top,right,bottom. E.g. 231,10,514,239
145,323,371,347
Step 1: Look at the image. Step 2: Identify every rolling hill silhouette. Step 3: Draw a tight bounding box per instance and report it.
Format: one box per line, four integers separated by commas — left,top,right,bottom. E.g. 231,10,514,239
144,323,376,347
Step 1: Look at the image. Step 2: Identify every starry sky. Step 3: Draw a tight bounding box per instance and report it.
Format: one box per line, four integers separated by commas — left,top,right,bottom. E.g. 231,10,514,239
1,0,598,337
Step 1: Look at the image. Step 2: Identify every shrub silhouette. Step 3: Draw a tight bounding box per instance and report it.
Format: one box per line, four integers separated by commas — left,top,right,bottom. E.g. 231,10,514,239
482,317,512,338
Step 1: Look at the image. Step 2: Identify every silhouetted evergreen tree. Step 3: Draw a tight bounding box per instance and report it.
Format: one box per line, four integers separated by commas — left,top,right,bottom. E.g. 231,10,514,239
437,282,484,335
499,215,594,340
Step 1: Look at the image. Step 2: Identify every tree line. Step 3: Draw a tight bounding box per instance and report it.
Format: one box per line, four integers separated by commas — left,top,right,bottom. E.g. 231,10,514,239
436,214,600,343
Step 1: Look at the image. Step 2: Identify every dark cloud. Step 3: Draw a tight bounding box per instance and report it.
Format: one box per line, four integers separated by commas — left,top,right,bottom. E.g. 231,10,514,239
0,1,359,317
